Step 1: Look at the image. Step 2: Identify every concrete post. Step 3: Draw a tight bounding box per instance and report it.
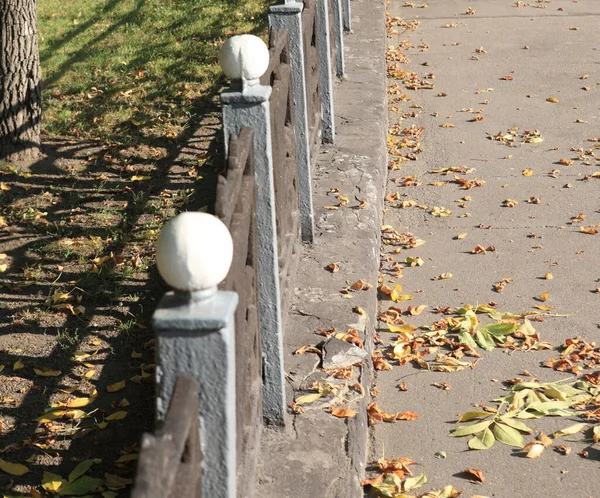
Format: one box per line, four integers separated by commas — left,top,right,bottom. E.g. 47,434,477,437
219,36,287,426
316,0,335,143
269,1,315,243
152,212,238,498
342,0,351,32
331,0,345,77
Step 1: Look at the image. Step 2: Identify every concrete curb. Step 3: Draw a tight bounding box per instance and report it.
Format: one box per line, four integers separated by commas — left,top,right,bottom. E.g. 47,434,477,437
256,0,387,495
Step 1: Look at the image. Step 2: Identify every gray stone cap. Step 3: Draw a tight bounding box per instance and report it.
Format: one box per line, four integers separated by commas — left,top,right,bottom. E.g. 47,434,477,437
220,84,272,104
270,2,303,14
152,290,239,332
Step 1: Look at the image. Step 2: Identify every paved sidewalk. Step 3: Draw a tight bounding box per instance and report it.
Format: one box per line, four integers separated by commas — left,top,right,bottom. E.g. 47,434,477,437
256,0,388,496
371,1,600,497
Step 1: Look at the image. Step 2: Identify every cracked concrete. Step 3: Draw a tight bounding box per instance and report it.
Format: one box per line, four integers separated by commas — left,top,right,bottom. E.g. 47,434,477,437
254,0,388,496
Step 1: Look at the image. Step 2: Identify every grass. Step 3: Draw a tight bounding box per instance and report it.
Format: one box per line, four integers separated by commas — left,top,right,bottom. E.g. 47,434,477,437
39,0,271,144
0,0,272,495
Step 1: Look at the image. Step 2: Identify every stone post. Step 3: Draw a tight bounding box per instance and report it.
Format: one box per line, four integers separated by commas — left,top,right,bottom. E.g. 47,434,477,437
342,0,351,32
152,212,238,498
269,1,315,243
316,0,335,143
331,0,345,77
219,35,287,426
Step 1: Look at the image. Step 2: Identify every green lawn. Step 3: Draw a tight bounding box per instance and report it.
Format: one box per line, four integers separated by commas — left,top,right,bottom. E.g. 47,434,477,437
38,0,271,143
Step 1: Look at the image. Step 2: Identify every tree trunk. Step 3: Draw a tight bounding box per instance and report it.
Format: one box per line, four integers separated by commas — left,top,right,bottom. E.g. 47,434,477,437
0,0,42,163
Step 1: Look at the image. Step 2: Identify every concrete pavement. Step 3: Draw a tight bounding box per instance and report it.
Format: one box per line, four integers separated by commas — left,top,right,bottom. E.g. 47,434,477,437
372,1,600,497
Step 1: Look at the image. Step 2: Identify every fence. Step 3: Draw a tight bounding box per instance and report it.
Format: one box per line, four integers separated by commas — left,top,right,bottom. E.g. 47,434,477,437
133,0,350,497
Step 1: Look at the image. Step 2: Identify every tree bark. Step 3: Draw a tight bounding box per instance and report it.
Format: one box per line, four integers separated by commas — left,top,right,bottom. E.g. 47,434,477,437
0,0,42,163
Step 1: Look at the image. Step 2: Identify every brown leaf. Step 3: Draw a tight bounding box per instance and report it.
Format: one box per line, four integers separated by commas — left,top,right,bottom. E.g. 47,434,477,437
330,407,358,418
326,263,340,273
472,245,487,254
538,292,549,302
463,468,485,483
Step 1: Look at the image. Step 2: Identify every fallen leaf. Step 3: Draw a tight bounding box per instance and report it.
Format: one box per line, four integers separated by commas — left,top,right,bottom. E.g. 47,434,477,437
13,359,24,371
34,368,62,377
455,232,468,240
330,408,358,418
546,97,559,103
326,263,340,273
0,458,29,476
544,272,553,280
107,380,126,393
522,169,534,176
539,292,549,302
502,199,519,207
105,411,128,421
463,468,485,483
580,226,598,235
524,442,545,458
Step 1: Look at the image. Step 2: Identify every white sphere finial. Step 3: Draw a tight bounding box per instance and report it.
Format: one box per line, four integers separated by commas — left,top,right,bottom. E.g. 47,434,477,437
156,212,233,292
219,34,270,84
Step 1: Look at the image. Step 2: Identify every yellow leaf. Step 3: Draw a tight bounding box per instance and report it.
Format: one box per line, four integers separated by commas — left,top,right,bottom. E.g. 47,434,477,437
545,272,553,280
0,458,29,476
0,264,8,272
13,359,24,371
107,380,126,393
534,305,554,311
0,182,11,191
84,369,96,379
387,324,417,335
34,368,62,377
131,175,151,182
580,226,598,235
97,421,108,429
106,411,128,421
455,232,468,240
546,97,559,103
114,453,138,464
38,410,66,422
525,443,545,458
295,393,325,405
522,169,534,176
393,294,414,302
66,397,94,408
539,292,549,302
118,398,130,407
42,471,65,492
0,253,6,260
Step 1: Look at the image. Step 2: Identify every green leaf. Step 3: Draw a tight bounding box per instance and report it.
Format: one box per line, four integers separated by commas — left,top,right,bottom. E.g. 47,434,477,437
457,331,478,349
553,423,588,438
544,386,568,401
68,459,101,483
403,472,427,491
0,458,29,476
517,318,536,336
468,427,495,450
483,323,517,336
458,410,494,423
57,476,104,496
498,416,533,433
525,400,573,415
475,328,495,351
487,311,521,321
450,420,492,437
492,422,524,448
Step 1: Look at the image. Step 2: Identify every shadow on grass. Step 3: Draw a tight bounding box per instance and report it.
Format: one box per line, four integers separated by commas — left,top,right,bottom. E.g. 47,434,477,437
0,7,273,495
